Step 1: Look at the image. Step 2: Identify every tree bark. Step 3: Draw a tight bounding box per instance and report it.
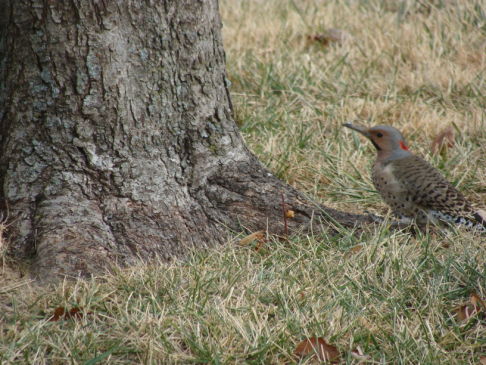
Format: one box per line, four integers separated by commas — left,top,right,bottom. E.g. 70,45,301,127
0,0,372,282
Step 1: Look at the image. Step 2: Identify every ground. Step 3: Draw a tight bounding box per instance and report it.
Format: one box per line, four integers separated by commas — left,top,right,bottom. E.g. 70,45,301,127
1,0,485,363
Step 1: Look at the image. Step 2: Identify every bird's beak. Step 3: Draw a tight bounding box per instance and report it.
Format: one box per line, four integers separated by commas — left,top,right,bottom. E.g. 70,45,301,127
342,122,371,138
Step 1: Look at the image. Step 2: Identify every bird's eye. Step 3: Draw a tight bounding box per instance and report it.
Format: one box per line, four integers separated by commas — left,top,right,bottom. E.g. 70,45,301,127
376,132,383,137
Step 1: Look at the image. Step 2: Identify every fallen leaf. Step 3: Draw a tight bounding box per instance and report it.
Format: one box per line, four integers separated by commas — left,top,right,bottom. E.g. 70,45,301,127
454,292,485,322
65,307,83,320
49,306,86,321
470,292,486,310
345,244,363,257
285,210,295,218
307,28,351,47
238,231,265,246
480,356,486,365
431,126,455,154
49,307,67,321
294,337,340,363
454,304,477,322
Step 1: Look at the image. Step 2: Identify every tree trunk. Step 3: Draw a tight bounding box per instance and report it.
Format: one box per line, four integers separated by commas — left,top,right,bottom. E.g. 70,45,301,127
0,0,372,282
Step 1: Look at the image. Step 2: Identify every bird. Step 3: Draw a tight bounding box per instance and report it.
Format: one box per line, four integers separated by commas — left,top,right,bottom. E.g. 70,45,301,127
343,122,486,232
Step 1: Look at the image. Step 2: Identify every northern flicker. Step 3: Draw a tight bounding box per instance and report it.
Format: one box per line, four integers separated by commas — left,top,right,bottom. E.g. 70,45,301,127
343,123,486,232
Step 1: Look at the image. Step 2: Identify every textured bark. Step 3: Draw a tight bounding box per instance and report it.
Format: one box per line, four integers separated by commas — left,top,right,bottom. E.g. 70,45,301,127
0,0,373,282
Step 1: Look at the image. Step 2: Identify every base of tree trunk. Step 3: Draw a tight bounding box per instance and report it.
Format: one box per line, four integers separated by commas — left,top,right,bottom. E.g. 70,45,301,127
4,154,373,283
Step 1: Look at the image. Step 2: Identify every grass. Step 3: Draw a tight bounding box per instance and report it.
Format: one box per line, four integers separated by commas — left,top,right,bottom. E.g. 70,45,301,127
225,0,485,214
1,0,485,363
1,231,485,364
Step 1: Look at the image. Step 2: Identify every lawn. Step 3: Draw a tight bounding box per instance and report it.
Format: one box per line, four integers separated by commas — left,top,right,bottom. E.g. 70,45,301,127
1,0,485,363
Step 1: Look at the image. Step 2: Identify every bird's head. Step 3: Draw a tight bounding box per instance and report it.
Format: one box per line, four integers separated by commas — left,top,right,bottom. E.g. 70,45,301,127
343,123,411,159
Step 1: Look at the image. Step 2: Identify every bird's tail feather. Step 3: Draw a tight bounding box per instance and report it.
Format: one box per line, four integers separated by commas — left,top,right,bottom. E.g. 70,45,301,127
473,209,486,227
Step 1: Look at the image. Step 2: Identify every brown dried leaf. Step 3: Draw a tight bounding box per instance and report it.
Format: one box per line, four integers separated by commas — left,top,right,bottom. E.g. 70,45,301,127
65,307,83,320
294,337,340,363
285,209,295,218
454,303,480,322
307,28,351,47
49,306,86,321
480,356,486,365
454,304,475,322
345,244,363,257
470,292,486,310
431,126,455,154
49,307,66,321
238,231,265,246
454,292,485,322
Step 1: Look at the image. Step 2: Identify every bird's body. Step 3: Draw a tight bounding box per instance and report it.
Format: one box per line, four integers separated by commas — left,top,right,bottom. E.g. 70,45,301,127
343,123,486,232
372,154,476,225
